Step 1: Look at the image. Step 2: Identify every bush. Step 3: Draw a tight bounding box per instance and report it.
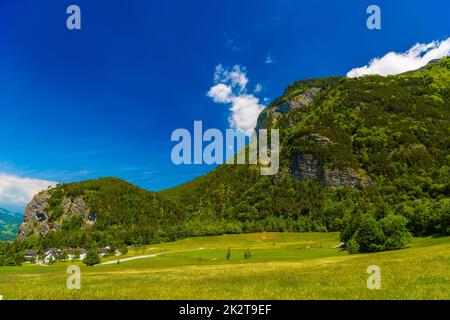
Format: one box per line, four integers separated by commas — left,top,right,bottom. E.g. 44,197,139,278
435,199,450,234
346,238,360,254
244,249,252,259
83,249,101,266
381,215,412,250
120,245,128,255
354,215,385,252
344,214,412,254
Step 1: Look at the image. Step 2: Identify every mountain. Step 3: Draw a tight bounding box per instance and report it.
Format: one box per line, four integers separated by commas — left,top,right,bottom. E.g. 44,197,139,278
162,57,450,235
17,57,450,248
0,208,22,241
17,177,185,246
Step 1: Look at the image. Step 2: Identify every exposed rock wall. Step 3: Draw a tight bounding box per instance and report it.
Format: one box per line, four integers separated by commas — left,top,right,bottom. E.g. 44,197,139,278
17,191,51,240
256,87,321,130
291,153,371,189
17,191,94,241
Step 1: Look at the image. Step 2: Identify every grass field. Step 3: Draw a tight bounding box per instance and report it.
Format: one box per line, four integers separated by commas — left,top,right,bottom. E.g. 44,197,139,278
0,232,449,300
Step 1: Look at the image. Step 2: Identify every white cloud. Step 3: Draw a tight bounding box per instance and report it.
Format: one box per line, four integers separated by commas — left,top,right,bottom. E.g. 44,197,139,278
207,83,233,103
213,65,248,92
265,53,273,64
254,83,263,93
347,37,450,78
208,65,265,135
229,95,264,134
0,173,57,206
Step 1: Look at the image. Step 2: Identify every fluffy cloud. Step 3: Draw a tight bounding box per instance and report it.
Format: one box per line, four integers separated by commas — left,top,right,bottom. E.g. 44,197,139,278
0,173,57,206
208,65,265,135
207,83,233,103
347,37,450,78
213,65,249,92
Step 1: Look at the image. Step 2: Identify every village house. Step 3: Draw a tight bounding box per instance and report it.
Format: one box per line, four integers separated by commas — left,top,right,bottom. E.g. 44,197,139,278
64,248,87,261
96,246,111,257
44,249,63,264
39,246,112,264
23,249,39,263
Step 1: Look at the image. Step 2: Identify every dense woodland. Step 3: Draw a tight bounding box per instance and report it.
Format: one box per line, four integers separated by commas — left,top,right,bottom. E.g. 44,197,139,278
162,58,450,249
1,58,449,265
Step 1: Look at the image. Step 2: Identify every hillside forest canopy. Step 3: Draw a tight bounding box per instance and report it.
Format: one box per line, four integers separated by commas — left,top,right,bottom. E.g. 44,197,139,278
1,58,449,265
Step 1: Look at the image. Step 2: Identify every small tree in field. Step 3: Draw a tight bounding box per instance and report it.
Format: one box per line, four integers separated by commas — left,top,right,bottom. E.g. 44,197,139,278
60,252,68,262
74,252,80,262
244,249,252,259
83,249,101,266
226,247,231,260
120,245,128,255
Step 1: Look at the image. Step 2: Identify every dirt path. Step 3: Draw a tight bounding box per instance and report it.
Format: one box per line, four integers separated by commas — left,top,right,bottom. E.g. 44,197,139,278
99,253,161,265
98,248,205,265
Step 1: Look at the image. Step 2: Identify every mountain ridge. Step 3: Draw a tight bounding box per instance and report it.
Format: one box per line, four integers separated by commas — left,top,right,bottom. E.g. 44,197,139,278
15,57,450,249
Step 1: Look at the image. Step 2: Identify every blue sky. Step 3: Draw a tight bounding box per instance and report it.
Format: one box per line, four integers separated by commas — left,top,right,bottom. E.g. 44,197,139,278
0,0,449,211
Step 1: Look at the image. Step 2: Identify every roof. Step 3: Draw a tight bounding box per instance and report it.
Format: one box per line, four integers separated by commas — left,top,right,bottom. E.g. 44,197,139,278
64,248,87,255
45,249,63,256
96,247,110,253
24,249,39,255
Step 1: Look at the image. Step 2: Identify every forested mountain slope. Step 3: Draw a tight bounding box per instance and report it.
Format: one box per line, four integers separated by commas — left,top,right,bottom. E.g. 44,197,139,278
0,208,22,241
17,58,450,250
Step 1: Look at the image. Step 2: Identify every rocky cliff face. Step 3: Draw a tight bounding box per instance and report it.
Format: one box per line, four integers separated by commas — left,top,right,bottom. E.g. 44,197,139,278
256,87,321,131
259,86,371,189
290,134,371,189
290,153,370,189
17,191,51,240
17,191,95,241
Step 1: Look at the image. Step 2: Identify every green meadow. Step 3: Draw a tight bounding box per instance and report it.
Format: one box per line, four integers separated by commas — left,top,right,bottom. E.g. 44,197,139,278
0,232,449,300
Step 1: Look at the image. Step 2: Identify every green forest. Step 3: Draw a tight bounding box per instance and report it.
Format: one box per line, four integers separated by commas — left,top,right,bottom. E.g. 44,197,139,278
1,57,449,265
0,208,22,241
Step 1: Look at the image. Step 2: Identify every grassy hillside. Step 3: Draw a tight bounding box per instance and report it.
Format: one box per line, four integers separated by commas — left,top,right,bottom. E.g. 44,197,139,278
20,178,186,248
162,57,450,240
0,232,449,299
14,57,450,252
0,208,22,241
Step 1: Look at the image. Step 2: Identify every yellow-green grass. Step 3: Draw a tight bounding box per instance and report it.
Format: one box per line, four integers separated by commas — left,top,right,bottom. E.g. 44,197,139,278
0,232,449,300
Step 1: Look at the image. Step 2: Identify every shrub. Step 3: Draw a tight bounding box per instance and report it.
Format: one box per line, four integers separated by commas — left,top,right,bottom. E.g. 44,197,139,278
346,238,360,254
83,249,101,266
381,215,412,250
120,245,128,255
354,214,385,252
344,213,412,254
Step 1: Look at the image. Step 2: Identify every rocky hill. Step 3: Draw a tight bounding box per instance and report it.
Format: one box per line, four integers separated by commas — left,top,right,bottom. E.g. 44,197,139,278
16,57,450,247
17,178,185,246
